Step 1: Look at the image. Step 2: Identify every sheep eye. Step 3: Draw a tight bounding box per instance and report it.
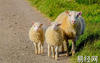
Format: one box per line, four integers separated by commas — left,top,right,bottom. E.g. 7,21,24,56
76,15,79,18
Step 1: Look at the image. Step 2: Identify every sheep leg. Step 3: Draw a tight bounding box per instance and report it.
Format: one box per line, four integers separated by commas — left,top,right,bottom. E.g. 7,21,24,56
72,39,76,56
65,38,69,56
51,46,55,58
38,42,41,54
66,40,69,56
48,45,51,57
61,43,64,53
40,43,44,54
55,46,58,60
34,43,38,54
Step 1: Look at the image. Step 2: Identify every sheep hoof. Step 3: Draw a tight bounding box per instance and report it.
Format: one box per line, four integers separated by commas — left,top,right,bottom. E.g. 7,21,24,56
35,50,38,54
52,56,55,58
55,56,58,60
38,52,41,55
66,53,69,56
72,51,75,56
72,53,75,56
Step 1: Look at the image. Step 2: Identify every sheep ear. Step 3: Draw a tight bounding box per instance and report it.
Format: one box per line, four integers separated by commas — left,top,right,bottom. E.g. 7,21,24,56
32,22,34,25
66,11,69,14
78,12,82,16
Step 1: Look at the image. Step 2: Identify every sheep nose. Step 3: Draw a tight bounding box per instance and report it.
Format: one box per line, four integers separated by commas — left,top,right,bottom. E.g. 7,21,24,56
72,20,75,24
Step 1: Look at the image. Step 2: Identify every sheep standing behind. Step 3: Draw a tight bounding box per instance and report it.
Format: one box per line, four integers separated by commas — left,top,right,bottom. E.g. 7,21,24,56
29,22,44,54
45,22,65,60
55,11,85,56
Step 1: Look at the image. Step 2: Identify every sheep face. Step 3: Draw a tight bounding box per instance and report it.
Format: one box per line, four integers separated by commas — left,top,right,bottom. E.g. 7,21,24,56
32,22,43,32
66,11,82,25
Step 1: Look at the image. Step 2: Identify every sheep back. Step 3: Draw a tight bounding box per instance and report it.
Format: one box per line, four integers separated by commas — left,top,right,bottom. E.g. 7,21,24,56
45,26,64,46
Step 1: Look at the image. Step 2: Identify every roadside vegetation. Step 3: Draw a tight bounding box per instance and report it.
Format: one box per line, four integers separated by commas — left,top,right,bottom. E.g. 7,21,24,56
28,0,100,63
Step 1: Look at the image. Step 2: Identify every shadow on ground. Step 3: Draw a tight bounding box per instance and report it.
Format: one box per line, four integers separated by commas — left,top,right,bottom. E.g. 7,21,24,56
76,31,100,52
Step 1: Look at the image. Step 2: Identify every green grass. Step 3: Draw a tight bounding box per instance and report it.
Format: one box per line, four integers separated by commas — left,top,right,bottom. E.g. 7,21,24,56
71,40,100,63
28,0,100,63
75,0,100,5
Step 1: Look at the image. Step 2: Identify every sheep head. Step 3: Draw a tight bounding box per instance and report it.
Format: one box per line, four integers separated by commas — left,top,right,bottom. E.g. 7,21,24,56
66,11,82,25
32,22,43,32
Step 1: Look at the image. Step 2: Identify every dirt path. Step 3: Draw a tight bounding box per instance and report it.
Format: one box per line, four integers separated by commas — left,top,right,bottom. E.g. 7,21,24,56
0,0,70,63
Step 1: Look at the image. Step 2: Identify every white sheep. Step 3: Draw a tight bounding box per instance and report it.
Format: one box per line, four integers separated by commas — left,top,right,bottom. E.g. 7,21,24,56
45,22,65,60
55,10,85,56
29,22,44,54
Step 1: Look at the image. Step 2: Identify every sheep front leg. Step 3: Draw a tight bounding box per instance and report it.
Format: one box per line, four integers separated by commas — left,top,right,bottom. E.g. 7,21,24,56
55,46,58,60
38,42,41,54
72,40,76,56
48,45,51,57
34,43,38,54
51,46,55,58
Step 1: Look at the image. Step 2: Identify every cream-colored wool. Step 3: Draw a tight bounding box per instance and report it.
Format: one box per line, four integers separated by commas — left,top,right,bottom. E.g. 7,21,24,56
29,27,44,44
55,12,76,39
29,22,44,54
45,22,65,60
55,11,85,38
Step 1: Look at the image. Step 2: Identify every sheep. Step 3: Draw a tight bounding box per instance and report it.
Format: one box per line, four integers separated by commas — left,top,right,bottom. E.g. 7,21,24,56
55,10,85,56
45,22,65,60
29,22,44,55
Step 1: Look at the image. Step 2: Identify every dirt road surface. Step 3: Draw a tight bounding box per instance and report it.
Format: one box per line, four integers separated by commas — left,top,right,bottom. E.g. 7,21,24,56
0,0,70,63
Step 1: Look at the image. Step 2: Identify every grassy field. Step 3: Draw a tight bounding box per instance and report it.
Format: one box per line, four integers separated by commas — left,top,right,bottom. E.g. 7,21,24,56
28,0,100,63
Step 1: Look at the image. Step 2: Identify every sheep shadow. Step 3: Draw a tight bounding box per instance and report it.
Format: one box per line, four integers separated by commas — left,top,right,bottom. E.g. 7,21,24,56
58,31,100,56
76,31,100,52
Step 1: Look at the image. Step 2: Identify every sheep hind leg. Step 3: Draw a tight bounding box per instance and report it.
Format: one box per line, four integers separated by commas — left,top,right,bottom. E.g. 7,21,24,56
38,42,41,54
72,40,76,56
51,46,55,58
66,41,69,56
65,38,69,56
48,45,51,57
34,43,38,54
61,43,64,53
55,46,59,60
